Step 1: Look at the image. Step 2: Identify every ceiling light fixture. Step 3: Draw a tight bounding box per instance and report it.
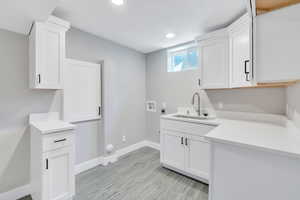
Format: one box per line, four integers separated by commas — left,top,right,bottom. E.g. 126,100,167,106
166,33,176,39
112,0,124,6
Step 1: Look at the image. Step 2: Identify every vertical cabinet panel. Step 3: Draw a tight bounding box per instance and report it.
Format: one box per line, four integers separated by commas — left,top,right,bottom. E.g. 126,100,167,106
43,147,74,200
230,27,251,86
185,136,210,180
39,25,63,88
199,37,229,89
161,130,185,171
229,14,252,87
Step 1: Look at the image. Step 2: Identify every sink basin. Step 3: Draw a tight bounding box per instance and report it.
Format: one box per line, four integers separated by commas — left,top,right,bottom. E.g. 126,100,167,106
173,114,212,120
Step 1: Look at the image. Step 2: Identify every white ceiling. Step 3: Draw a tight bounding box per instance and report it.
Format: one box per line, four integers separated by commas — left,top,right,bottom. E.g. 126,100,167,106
54,0,247,53
0,0,246,53
0,0,59,34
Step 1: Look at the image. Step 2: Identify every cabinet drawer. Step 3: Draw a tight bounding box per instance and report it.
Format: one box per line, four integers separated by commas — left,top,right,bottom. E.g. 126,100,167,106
43,131,74,152
161,119,216,136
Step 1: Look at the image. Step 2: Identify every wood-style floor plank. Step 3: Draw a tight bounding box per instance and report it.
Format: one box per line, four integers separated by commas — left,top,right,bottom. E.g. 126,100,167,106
19,147,208,200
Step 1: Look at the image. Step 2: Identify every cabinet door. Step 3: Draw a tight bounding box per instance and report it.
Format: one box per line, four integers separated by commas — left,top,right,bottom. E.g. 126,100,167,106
43,147,74,200
199,38,229,89
185,135,210,180
36,23,64,89
230,24,252,87
161,130,185,171
63,59,102,122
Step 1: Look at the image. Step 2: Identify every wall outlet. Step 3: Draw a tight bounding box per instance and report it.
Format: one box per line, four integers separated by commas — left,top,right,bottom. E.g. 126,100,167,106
122,136,126,142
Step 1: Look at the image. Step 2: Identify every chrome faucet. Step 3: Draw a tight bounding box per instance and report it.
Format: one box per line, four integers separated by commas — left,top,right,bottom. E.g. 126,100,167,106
191,92,201,116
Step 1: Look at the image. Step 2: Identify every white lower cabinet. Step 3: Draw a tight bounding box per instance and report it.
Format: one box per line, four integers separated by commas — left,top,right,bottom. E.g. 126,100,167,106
160,118,215,183
161,131,185,171
185,136,210,180
43,147,75,200
30,115,75,200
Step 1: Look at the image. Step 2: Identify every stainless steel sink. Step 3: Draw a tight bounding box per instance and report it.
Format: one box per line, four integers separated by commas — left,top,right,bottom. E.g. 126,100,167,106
173,114,211,120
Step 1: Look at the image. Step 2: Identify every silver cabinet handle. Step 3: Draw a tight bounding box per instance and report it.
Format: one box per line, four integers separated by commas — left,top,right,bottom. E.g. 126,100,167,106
38,74,41,84
46,159,49,169
54,138,66,143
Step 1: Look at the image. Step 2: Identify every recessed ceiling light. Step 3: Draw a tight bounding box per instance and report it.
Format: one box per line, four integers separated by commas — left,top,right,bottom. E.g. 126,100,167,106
112,0,124,6
166,33,176,39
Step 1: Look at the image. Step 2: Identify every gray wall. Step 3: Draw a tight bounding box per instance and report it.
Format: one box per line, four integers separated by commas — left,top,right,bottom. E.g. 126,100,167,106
0,29,60,193
145,49,286,143
66,28,146,162
0,27,146,193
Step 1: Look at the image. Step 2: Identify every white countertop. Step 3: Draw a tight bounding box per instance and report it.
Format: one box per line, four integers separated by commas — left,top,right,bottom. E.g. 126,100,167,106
162,112,300,158
30,120,75,134
29,112,75,134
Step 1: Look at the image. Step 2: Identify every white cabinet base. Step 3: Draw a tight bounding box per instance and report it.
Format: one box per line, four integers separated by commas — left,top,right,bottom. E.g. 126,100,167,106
209,142,300,200
30,113,75,200
161,163,209,184
160,117,216,183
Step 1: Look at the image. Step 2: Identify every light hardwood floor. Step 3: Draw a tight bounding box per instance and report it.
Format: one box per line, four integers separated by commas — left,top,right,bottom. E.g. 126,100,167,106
19,147,208,200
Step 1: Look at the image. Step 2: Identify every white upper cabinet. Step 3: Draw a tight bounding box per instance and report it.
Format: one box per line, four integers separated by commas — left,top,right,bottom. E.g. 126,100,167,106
196,14,252,89
255,4,300,82
228,14,253,87
29,16,70,89
63,59,102,123
198,30,230,89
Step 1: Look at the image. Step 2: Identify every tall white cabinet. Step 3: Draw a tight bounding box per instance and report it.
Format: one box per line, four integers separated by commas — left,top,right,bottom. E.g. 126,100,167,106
30,113,76,200
29,16,70,89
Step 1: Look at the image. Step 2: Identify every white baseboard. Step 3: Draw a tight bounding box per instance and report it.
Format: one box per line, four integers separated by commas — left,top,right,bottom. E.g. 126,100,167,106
75,156,104,174
144,140,160,150
75,140,160,174
102,154,118,166
116,141,148,157
0,184,31,200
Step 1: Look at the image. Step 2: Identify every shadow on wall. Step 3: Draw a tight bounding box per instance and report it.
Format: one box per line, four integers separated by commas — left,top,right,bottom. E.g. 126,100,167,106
206,87,286,115
0,28,60,193
0,127,30,193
